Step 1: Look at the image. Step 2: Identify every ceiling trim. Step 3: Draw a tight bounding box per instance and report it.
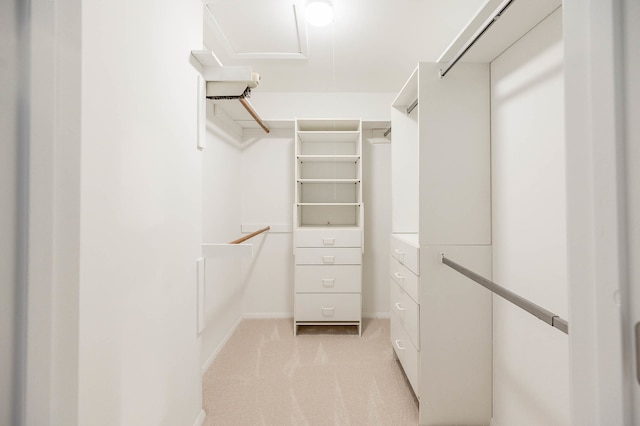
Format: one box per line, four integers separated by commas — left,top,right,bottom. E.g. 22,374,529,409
205,3,309,60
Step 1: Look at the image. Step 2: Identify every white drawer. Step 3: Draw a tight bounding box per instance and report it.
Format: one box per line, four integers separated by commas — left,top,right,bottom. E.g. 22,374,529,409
390,234,420,275
295,265,361,293
296,229,361,248
390,279,420,350
390,257,419,303
295,248,362,265
295,293,361,321
391,313,419,397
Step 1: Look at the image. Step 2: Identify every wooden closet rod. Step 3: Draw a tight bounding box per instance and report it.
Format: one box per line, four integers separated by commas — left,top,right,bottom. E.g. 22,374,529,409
239,98,271,134
229,226,270,244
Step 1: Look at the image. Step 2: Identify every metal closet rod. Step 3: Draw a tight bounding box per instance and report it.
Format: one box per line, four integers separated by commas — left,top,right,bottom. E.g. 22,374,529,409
440,0,518,78
441,254,569,334
407,99,418,115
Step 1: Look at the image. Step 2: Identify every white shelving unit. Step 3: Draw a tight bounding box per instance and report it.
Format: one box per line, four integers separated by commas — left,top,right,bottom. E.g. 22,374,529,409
388,1,563,424
293,119,364,335
390,62,492,424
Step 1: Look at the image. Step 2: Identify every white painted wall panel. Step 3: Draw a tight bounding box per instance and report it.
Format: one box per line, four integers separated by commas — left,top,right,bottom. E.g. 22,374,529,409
390,106,419,234
362,135,392,316
490,9,569,426
250,92,396,122
237,124,391,318
240,130,295,317
418,62,491,246
623,0,640,418
79,0,204,424
0,1,21,421
200,121,244,370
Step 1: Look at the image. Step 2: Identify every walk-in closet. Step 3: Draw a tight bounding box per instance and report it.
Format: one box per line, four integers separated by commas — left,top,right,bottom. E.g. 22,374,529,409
5,0,639,425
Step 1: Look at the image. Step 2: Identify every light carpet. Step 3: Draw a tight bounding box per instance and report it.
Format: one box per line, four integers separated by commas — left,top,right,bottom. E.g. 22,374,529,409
202,318,419,425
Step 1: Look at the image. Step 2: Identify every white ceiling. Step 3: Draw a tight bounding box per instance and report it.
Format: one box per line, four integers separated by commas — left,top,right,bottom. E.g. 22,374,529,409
203,0,487,93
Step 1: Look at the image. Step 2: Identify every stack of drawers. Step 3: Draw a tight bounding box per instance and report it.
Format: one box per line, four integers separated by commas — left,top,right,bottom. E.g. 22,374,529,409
390,234,420,397
294,229,362,335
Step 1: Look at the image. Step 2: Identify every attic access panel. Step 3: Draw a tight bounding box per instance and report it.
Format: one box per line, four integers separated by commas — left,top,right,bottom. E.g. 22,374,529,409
205,0,308,59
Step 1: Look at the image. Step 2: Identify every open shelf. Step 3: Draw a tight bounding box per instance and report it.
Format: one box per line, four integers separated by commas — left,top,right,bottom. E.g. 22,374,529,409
297,155,360,162
298,179,360,183
294,118,363,228
296,119,361,132
296,204,362,227
437,0,561,65
297,131,360,143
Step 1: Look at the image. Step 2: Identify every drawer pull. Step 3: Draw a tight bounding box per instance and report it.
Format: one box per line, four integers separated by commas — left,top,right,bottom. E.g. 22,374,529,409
394,339,406,351
321,278,335,287
392,272,404,283
321,306,335,317
322,256,335,264
322,238,335,246
393,249,405,261
395,302,406,312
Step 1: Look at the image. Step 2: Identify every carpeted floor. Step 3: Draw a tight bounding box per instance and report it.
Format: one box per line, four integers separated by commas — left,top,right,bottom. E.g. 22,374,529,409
202,318,419,425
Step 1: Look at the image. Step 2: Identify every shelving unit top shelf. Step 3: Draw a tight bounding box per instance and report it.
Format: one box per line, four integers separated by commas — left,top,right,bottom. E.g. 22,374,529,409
297,131,360,143
297,203,361,206
297,155,360,163
296,119,361,132
298,179,360,183
392,67,419,109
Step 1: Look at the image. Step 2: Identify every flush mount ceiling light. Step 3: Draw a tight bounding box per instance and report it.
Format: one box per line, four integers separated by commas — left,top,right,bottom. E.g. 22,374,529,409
305,1,333,27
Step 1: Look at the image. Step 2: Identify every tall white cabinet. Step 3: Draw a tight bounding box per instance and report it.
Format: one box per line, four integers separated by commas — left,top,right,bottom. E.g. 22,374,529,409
390,63,493,424
293,119,364,335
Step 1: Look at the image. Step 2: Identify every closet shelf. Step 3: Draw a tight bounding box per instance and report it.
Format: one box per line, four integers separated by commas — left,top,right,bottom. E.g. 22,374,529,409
201,227,270,259
297,203,361,206
297,155,360,163
297,131,360,143
437,0,561,65
297,179,360,183
392,67,418,109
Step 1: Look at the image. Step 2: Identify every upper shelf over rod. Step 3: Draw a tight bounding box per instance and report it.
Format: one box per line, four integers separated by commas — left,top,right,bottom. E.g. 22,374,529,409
437,0,562,76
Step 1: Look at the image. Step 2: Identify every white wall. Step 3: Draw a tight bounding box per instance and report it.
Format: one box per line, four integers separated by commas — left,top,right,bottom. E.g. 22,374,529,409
564,0,640,422
1,0,23,422
362,133,392,317
200,112,245,370
490,9,569,426
26,0,83,424
233,125,392,320
240,128,295,317
623,0,640,419
250,92,395,122
78,1,204,424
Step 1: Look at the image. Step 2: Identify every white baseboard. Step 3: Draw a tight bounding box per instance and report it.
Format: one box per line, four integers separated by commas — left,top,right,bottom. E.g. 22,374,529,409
490,418,500,426
201,316,243,375
242,312,293,319
192,409,206,426
242,312,390,319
